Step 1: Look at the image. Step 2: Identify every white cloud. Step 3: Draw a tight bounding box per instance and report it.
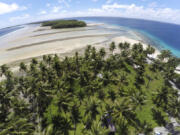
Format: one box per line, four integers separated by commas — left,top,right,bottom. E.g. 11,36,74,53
87,3,180,24
9,14,30,22
106,0,113,4
3,2,180,28
62,10,67,13
0,2,19,15
50,0,71,13
0,2,27,16
20,6,28,11
52,6,62,13
102,3,140,10
39,10,47,15
46,3,51,7
29,3,180,25
148,2,158,8
88,8,104,13
58,0,71,8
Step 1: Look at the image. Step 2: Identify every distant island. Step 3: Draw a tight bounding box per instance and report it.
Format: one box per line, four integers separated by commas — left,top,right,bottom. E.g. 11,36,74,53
0,42,180,134
42,20,87,29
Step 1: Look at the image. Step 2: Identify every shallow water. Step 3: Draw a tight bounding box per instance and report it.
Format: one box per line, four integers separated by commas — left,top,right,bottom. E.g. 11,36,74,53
77,17,180,57
0,26,23,37
1,17,180,57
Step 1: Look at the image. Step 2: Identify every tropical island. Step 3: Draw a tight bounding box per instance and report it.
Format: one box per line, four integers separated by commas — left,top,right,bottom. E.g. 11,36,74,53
0,41,180,134
42,20,87,29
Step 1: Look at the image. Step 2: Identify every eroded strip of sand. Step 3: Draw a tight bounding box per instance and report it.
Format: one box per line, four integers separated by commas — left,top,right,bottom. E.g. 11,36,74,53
32,28,96,37
7,34,113,51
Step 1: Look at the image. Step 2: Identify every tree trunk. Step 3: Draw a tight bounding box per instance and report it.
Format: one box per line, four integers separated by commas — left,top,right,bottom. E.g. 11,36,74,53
74,120,76,135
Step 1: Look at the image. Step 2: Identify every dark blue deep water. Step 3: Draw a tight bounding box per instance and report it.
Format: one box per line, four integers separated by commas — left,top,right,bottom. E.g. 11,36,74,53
1,17,180,57
0,26,23,37
77,17,180,57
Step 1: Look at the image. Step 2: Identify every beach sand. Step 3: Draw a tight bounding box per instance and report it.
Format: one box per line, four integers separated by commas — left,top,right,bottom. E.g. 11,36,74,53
0,23,160,68
0,22,179,80
112,36,160,58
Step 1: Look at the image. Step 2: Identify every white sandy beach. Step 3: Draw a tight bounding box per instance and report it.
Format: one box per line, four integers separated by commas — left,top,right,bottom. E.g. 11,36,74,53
0,23,160,67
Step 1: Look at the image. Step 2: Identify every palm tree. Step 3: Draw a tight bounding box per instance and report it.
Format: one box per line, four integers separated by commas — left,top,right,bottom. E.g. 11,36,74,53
0,64,9,76
167,97,180,118
4,117,35,135
70,103,81,135
86,119,109,135
84,97,100,120
31,58,38,65
121,49,130,58
84,45,92,60
77,89,85,105
138,120,153,134
151,108,166,126
99,48,106,59
118,42,130,52
115,119,129,135
0,84,11,123
119,72,128,85
146,75,152,88
158,50,172,61
75,52,80,72
43,55,48,62
102,71,111,86
56,89,73,112
98,89,106,101
19,62,27,77
19,62,27,72
91,47,97,60
132,43,144,53
153,86,169,108
130,90,146,110
43,124,53,135
107,89,116,102
39,61,48,82
11,98,29,117
112,98,137,129
118,42,124,51
118,42,124,50
109,42,116,55
47,55,52,66
5,71,15,92
52,112,72,135
145,45,155,55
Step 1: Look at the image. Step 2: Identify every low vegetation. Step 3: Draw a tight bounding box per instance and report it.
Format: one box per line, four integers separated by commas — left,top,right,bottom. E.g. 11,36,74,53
42,20,87,29
0,42,180,134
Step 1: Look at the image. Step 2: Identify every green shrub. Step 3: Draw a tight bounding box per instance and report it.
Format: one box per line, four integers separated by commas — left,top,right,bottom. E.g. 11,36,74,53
42,20,86,29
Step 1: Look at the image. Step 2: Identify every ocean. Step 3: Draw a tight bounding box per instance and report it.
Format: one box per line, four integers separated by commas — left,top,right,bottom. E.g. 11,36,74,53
77,17,180,57
0,17,180,57
0,26,23,37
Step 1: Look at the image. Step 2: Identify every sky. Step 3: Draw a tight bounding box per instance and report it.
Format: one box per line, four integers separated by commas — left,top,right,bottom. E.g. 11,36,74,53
0,0,180,28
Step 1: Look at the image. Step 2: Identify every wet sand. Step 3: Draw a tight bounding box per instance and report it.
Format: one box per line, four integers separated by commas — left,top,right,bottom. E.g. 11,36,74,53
0,23,160,66
7,34,112,51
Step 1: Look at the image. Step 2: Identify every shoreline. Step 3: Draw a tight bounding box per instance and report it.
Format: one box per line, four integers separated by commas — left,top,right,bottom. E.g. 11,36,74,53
0,22,177,71
0,26,24,38
0,22,179,81
1,35,162,72
6,34,113,51
0,24,39,50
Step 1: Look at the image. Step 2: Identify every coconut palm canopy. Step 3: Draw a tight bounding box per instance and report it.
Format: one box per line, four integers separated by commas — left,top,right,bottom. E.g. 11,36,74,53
0,42,180,134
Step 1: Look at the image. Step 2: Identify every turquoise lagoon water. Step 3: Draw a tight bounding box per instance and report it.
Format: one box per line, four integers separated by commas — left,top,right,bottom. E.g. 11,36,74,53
76,17,180,57
1,17,180,57
0,26,23,37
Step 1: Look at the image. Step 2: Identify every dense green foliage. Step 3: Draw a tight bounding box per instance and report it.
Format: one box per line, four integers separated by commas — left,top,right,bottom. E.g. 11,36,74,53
0,42,180,135
42,20,87,29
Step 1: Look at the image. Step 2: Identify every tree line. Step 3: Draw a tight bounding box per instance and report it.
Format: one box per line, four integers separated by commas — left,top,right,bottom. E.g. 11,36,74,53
0,42,180,134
